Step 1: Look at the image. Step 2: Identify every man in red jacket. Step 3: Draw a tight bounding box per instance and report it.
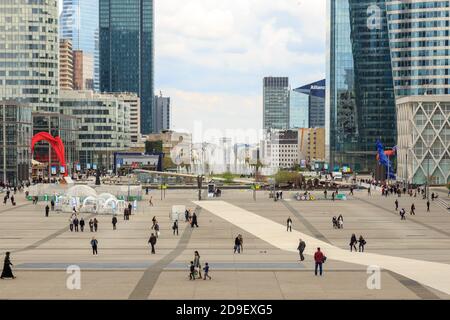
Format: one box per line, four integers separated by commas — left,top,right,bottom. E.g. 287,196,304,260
314,247,325,276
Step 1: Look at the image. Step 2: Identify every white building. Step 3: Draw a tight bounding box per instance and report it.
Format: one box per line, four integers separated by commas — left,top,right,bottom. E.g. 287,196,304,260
396,96,450,186
261,130,299,173
112,93,140,146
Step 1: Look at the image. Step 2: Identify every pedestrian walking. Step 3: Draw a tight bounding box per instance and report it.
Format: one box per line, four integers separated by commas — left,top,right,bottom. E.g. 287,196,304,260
189,261,195,280
358,235,366,252
151,216,156,229
90,237,98,255
338,215,344,229
234,236,241,254
203,262,212,280
350,234,357,252
149,196,154,207
80,218,85,232
184,209,189,222
154,222,160,238
112,216,117,230
238,234,244,253
298,239,306,261
172,220,179,235
194,251,202,279
191,212,199,228
148,233,157,254
1,252,15,279
50,199,55,211
314,248,325,276
93,218,98,232
287,217,293,232
73,216,79,232
427,200,430,212
400,208,406,220
69,217,74,232
410,203,416,215
45,204,50,217
89,219,94,232
395,199,398,211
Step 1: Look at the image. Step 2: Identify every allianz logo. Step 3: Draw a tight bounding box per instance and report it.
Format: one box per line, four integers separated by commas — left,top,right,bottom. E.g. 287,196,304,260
310,86,325,90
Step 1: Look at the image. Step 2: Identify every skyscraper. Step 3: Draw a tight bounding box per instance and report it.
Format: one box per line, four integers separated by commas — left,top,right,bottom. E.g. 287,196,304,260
59,39,74,90
386,0,450,96
294,79,326,128
263,77,290,131
326,0,396,172
153,93,171,134
60,0,99,91
290,89,309,129
99,0,155,134
0,0,59,112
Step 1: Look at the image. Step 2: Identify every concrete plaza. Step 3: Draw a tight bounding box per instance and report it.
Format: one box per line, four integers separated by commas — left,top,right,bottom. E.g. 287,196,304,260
0,187,449,300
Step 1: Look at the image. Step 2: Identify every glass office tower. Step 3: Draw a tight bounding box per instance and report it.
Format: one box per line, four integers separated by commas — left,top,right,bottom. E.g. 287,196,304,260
100,0,155,134
60,0,99,91
386,0,450,96
327,0,396,172
263,77,290,131
295,79,326,128
290,90,309,129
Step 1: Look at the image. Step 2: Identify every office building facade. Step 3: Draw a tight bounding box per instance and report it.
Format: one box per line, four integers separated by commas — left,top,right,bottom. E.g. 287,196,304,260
59,39,74,90
396,95,450,185
0,0,59,112
386,1,450,97
113,93,140,145
100,0,155,134
153,94,171,133
326,0,397,172
298,128,326,163
0,101,32,184
60,0,99,91
263,77,290,131
294,79,326,128
290,89,309,129
59,90,131,170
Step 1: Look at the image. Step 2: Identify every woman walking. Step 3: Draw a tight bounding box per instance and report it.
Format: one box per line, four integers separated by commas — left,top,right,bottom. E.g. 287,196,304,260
1,252,16,279
194,251,202,279
358,235,366,252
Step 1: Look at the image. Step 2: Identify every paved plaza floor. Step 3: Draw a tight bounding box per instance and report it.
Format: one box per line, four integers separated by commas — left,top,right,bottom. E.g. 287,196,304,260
0,188,449,299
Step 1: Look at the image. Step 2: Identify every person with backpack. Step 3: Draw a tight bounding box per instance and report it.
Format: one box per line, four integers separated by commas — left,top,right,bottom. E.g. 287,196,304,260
314,248,326,276
358,235,366,252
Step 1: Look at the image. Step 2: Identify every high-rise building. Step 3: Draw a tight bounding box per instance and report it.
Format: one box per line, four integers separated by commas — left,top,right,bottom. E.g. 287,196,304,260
72,50,94,90
0,0,59,112
59,39,74,90
289,90,309,129
60,0,99,91
294,79,326,128
263,77,290,131
153,93,171,133
261,130,299,171
100,0,155,134
113,93,141,145
386,1,450,96
298,128,326,163
0,101,32,185
326,0,396,172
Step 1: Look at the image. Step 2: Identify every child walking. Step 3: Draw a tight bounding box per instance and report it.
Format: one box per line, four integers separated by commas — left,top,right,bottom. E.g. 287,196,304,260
203,262,212,280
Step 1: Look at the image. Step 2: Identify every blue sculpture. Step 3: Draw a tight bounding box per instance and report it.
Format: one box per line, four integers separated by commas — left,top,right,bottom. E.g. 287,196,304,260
376,140,396,180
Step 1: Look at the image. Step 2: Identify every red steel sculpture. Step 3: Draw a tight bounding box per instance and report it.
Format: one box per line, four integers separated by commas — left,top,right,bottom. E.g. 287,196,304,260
31,132,68,177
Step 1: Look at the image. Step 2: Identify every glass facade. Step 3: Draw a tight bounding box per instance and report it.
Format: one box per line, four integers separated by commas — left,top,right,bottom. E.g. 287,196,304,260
386,0,450,96
294,79,326,128
99,0,154,134
327,0,396,172
0,0,59,112
0,101,32,185
60,0,99,91
263,77,290,130
290,90,309,129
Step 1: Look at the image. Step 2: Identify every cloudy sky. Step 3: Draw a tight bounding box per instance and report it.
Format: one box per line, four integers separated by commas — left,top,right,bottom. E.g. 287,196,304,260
59,0,326,142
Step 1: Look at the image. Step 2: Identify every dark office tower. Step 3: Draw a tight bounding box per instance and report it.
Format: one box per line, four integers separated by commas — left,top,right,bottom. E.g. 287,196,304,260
294,79,326,128
326,0,396,172
99,0,154,134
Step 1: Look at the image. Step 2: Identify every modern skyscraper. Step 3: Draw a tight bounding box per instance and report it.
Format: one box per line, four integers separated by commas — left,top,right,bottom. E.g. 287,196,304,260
263,77,290,131
386,0,450,96
326,0,396,172
72,50,94,90
153,93,171,134
99,0,155,134
59,39,74,90
60,0,99,91
294,79,326,128
289,90,309,129
0,0,59,112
